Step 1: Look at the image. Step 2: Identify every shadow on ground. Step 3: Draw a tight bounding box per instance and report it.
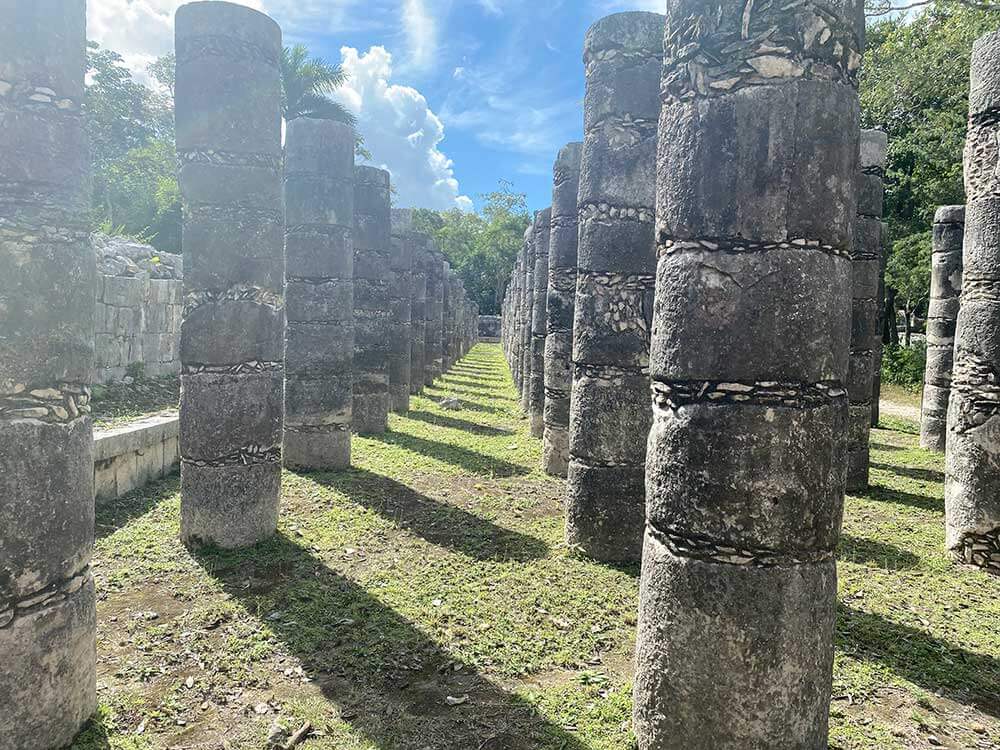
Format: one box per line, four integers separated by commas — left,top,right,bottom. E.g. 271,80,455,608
369,431,530,477
191,533,592,750
306,467,548,562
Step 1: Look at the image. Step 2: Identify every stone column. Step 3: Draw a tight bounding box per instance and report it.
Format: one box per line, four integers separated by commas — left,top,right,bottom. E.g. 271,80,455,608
529,208,552,437
511,248,525,387
389,209,414,412
946,31,1000,573
424,246,445,385
442,264,453,371
409,237,428,396
847,131,887,491
872,245,887,426
520,226,536,412
283,118,354,470
353,166,391,433
0,2,97,744
543,142,583,476
634,0,862,745
566,12,661,562
176,2,284,548
921,206,964,452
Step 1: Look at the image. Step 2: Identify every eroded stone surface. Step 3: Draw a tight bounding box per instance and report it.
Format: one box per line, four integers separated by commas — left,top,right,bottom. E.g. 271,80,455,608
176,1,284,547
529,208,552,438
634,0,861,746
566,12,662,563
389,209,414,412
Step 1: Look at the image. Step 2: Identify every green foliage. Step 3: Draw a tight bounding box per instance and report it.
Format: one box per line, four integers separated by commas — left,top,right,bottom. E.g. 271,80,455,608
861,2,1000,240
881,342,927,389
415,182,532,314
281,43,356,126
886,231,932,313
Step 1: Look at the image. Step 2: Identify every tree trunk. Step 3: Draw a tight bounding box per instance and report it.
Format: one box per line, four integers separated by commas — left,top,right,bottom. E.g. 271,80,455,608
903,302,912,348
885,287,899,346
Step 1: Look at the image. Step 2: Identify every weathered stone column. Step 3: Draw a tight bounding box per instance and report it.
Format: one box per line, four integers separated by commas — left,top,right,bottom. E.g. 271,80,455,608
409,237,428,395
389,209,414,412
424,245,445,385
921,206,964,452
442,264,454,371
283,118,354,470
176,2,285,547
543,143,583,476
634,0,862,745
353,166,391,433
511,248,525,387
529,208,552,437
946,31,1000,573
566,12,661,562
0,2,97,744
847,131,887,491
520,226,536,412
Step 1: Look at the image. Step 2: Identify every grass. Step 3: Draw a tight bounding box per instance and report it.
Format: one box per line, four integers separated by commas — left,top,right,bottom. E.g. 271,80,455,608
91,375,180,430
74,344,1000,749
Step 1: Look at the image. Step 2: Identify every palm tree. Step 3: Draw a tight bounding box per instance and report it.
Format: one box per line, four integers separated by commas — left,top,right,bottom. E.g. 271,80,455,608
281,44,356,124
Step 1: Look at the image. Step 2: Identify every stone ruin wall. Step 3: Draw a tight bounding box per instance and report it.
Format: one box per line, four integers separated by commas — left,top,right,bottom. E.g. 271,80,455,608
93,234,183,383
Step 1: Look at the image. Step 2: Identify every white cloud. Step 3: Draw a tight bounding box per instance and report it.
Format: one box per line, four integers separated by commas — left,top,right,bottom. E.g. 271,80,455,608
402,0,436,71
334,46,472,211
477,0,504,15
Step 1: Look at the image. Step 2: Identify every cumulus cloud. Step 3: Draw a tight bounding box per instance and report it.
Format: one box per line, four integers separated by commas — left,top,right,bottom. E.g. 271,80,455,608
334,46,472,211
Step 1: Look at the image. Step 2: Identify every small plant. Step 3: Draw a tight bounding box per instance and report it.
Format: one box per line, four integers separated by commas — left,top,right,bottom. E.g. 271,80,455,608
881,342,926,390
125,361,146,381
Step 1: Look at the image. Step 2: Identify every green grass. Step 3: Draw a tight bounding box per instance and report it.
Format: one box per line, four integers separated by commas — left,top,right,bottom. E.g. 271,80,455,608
75,345,1000,749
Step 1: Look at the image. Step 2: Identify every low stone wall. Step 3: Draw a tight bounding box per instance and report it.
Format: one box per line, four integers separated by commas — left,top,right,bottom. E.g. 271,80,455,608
478,314,500,341
94,413,179,504
93,234,183,383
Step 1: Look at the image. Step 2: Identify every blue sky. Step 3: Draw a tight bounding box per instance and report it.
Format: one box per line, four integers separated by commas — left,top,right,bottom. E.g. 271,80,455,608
88,0,663,214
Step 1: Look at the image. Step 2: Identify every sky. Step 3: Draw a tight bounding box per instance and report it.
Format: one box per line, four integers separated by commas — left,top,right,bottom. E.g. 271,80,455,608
86,0,665,214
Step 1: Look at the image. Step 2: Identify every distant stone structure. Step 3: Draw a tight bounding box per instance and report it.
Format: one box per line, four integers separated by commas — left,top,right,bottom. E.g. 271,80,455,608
176,1,285,548
353,166,392,433
389,209,414,412
424,246,446,385
284,118,355,469
409,238,429,395
946,31,1000,574
634,0,862,746
921,206,964,452
847,131,887,491
93,234,182,382
442,263,454,371
0,2,97,744
543,143,583,476
479,315,501,340
566,12,661,562
529,208,552,437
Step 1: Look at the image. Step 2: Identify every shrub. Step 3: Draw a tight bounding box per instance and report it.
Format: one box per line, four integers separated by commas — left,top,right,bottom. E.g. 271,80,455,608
881,342,926,390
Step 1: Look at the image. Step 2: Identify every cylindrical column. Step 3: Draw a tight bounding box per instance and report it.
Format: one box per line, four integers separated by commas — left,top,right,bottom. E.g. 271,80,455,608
442,263,453,371
353,166,391,433
634,0,862,746
921,206,964,452
566,12,662,562
520,226,535,412
409,237,428,395
543,143,583,476
283,118,354,470
847,130,887,491
946,31,1000,573
389,209,414,412
0,2,97,744
424,246,445,385
176,1,285,548
529,208,551,437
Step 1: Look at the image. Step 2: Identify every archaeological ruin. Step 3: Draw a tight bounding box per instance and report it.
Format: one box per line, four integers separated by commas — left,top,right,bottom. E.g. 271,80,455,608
175,1,285,548
389,209,415,413
528,208,551,439
565,12,661,563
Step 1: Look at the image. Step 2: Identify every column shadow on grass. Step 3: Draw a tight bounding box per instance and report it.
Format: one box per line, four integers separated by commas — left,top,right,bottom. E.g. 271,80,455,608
307,467,548,562
837,603,1000,718
370,432,530,478
404,409,514,438
870,462,945,484
429,382,519,402
192,534,592,750
438,375,510,390
94,474,179,540
837,534,921,570
862,483,943,513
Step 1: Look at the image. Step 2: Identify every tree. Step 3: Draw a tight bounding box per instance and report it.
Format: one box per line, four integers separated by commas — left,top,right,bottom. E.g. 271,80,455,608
414,183,531,314
886,232,932,346
281,44,356,124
